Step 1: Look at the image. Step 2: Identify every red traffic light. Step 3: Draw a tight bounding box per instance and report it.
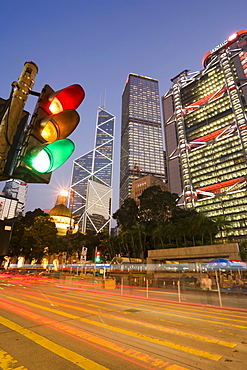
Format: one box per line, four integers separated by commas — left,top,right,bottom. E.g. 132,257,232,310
95,251,101,262
12,83,85,184
47,84,85,114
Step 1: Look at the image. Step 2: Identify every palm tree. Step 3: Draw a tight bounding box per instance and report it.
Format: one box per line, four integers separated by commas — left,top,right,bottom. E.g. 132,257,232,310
133,223,147,260
173,220,187,247
163,223,177,246
213,216,231,242
152,224,165,248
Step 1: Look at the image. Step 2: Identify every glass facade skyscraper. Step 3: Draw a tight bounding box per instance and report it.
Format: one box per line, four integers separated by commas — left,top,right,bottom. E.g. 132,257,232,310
69,107,115,234
120,73,166,205
162,30,247,241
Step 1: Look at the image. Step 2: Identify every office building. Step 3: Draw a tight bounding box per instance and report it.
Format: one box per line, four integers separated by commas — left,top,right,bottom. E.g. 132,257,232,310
1,179,27,216
130,174,168,206
0,195,18,220
69,107,115,234
120,73,166,205
162,30,247,241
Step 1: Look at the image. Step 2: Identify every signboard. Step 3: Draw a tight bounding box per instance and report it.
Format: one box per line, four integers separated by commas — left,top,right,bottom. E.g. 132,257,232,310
80,247,87,262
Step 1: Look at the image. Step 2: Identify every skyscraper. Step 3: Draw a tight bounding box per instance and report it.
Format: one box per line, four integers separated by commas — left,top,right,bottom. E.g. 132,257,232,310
69,107,115,234
120,73,166,205
1,179,27,216
162,30,247,241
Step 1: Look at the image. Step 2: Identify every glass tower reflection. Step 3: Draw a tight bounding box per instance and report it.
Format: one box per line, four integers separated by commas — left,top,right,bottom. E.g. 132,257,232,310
69,107,115,233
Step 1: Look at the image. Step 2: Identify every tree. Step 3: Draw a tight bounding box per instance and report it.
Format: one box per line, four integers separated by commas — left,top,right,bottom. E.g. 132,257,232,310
21,215,58,262
8,209,50,261
113,198,139,231
213,216,231,242
23,208,48,226
139,186,178,225
98,233,116,262
152,224,166,249
132,223,147,261
239,240,247,261
8,219,26,259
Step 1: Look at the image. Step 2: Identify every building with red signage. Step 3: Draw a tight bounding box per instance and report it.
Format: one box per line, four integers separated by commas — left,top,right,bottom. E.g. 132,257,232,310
162,30,247,242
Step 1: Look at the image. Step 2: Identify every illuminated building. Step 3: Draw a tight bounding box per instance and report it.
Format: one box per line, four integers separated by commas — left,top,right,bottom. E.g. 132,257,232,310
162,30,247,241
0,195,18,220
1,179,27,216
120,73,166,205
130,174,168,206
49,190,78,236
69,107,115,234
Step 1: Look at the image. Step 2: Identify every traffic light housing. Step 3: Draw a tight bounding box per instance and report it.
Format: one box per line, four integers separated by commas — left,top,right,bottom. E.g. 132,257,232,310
0,62,38,181
12,84,85,183
95,251,101,263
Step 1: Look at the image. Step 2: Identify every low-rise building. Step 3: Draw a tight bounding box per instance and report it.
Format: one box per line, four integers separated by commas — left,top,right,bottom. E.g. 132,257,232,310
130,174,168,206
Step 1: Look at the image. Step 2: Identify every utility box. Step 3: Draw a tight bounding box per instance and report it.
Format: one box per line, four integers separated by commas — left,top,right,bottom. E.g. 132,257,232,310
103,278,116,289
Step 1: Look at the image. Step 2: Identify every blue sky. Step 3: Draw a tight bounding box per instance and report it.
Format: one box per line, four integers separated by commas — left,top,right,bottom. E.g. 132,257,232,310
0,0,246,214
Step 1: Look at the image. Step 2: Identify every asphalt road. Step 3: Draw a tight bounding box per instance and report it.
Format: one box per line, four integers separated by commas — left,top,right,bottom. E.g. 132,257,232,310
0,275,247,370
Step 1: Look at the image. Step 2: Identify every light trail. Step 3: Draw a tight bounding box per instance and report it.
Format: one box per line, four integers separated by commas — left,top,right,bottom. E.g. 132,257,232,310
0,299,189,370
5,296,222,361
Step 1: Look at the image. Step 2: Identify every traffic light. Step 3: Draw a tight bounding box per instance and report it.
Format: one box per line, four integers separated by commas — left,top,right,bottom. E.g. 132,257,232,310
0,62,38,181
12,84,85,183
95,251,101,263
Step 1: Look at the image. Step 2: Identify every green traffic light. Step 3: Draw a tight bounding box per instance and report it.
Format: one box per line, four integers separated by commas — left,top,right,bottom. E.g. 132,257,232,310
31,139,75,173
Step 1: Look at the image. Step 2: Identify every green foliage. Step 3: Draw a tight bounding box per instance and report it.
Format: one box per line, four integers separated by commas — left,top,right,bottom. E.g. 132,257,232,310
23,216,57,262
113,197,139,231
139,186,178,224
9,209,57,262
111,186,222,259
239,240,247,261
8,187,234,263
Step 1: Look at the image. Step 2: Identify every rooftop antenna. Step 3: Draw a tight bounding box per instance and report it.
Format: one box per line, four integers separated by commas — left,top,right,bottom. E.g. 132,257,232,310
104,89,107,108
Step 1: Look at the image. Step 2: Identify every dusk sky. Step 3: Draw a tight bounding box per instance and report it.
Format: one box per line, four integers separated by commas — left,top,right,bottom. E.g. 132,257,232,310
0,0,246,214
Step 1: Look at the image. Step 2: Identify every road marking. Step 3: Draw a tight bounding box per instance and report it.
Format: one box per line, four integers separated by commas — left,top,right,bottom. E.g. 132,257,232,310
0,302,190,370
136,290,177,295
53,289,247,320
60,292,247,326
6,297,221,361
0,316,109,370
0,348,27,370
9,293,238,347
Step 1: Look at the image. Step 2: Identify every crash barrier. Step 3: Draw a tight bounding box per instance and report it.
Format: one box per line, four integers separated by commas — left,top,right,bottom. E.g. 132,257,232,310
1,268,246,310
57,272,247,310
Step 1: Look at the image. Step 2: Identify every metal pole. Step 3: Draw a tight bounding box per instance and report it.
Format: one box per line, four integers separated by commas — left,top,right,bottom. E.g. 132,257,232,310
178,279,181,303
215,270,222,307
94,247,97,278
121,277,123,295
146,278,149,299
0,61,38,172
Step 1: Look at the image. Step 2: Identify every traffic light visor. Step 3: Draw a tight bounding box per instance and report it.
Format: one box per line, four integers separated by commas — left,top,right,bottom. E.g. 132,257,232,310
48,84,85,114
40,109,80,142
31,139,75,173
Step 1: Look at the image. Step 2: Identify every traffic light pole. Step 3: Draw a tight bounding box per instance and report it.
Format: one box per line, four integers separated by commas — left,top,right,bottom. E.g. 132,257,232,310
0,61,38,178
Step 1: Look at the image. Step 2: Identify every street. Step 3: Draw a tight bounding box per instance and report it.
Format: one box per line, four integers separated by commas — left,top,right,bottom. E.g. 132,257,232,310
0,276,247,370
